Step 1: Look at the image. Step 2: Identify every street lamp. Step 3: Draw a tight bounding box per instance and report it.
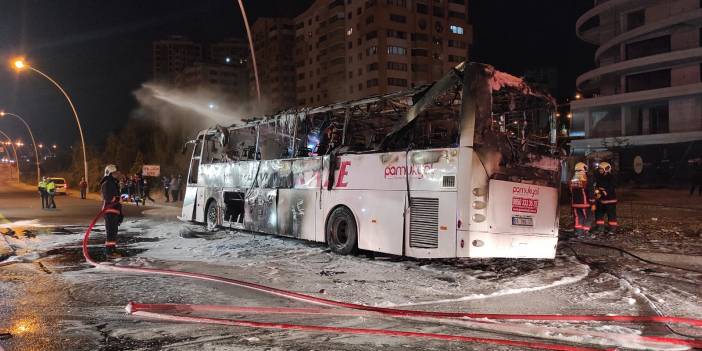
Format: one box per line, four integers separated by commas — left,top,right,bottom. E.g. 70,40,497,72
233,0,261,103
0,111,41,183
0,129,20,182
12,58,89,187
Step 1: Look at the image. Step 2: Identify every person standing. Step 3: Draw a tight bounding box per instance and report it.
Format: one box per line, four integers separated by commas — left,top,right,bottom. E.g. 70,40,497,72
79,177,88,199
46,179,57,209
100,165,123,257
141,179,155,205
38,177,48,209
162,175,170,202
170,175,180,202
569,162,593,236
593,162,618,234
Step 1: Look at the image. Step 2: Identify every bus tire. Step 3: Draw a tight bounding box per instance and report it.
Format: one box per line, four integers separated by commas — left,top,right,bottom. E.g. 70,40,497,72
325,206,358,255
205,200,218,231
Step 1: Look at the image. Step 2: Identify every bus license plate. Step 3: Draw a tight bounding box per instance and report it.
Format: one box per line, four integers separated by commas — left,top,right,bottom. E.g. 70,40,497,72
512,216,533,227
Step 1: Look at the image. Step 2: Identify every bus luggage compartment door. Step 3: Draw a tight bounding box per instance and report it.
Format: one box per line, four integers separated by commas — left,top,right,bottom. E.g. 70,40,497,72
244,188,277,234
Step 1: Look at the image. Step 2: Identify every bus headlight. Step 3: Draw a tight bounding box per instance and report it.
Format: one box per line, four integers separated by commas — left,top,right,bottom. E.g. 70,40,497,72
472,214,486,222
472,201,486,209
472,187,486,196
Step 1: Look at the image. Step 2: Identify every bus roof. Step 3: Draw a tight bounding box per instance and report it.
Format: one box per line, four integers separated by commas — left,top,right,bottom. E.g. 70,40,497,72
208,61,554,133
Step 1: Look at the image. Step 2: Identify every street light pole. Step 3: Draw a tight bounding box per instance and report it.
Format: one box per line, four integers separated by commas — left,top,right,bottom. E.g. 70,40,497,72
12,60,89,188
0,111,41,183
0,129,20,182
234,0,261,103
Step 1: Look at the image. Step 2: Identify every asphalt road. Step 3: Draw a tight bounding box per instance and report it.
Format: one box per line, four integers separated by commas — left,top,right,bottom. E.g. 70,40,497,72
0,179,144,225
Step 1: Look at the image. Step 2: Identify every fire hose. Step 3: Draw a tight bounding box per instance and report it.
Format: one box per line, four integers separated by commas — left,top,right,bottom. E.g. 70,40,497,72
82,209,702,350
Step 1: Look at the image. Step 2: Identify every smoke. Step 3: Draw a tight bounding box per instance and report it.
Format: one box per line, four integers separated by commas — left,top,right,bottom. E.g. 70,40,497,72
132,82,271,132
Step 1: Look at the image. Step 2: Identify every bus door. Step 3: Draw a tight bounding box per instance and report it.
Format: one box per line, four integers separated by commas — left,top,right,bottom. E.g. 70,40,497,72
181,137,203,221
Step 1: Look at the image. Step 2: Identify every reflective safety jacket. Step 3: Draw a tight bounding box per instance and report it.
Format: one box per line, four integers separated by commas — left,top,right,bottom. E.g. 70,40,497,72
46,182,56,194
569,174,592,208
38,180,47,191
594,173,617,204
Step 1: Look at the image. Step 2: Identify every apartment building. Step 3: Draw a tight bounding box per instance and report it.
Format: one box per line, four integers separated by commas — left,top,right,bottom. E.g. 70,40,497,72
572,0,702,181
153,36,203,83
175,62,249,101
250,17,297,113
293,0,472,107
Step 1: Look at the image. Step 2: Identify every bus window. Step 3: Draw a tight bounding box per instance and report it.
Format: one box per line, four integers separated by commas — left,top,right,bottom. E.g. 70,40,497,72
188,157,199,184
227,127,257,161
258,123,289,160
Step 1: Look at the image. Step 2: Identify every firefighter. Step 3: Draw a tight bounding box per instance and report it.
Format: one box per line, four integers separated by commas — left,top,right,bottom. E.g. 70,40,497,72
100,164,123,257
38,177,48,209
569,162,593,236
593,161,618,234
46,179,57,209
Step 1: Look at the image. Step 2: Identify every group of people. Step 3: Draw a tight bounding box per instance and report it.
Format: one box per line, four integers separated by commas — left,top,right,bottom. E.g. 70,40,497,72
117,173,155,205
37,177,58,209
569,161,618,236
161,174,183,203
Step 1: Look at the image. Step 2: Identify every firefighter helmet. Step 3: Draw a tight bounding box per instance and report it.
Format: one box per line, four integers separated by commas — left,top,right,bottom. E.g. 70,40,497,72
598,161,612,174
104,164,118,176
574,162,588,173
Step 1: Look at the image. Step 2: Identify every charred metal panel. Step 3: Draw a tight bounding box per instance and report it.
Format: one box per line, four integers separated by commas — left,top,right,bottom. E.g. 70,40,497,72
244,188,277,234
277,189,316,239
292,157,324,189
257,160,293,189
198,161,256,189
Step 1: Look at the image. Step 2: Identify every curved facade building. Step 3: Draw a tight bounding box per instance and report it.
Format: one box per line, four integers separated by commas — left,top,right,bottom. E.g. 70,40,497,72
572,0,702,173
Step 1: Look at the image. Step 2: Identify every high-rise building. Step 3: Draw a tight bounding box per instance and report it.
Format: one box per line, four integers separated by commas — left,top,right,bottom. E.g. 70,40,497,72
572,0,702,177
293,0,472,107
250,17,297,113
175,62,249,101
210,38,250,66
153,36,203,83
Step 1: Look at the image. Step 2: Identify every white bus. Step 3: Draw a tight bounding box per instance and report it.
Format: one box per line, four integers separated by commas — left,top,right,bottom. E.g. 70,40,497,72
181,62,561,259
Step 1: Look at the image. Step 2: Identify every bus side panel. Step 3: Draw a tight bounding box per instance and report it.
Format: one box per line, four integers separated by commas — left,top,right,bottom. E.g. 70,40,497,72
323,189,405,256
195,187,209,223
244,188,278,234
181,186,198,221
277,188,317,241
404,190,457,259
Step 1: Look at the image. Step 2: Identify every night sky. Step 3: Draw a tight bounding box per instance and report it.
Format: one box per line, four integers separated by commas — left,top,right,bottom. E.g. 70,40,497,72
0,0,594,148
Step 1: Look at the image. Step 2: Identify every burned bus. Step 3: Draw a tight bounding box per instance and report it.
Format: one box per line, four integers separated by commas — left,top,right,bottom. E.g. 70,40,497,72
180,62,561,259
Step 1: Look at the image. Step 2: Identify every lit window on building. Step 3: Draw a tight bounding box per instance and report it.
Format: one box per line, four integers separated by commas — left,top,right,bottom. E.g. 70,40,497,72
449,25,464,35
387,46,407,55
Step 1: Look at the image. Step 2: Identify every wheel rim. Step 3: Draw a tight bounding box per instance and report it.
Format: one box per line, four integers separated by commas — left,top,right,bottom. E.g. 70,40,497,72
207,205,217,229
333,218,349,246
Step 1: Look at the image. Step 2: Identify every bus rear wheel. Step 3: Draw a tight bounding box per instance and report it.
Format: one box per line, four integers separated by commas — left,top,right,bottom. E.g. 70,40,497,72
326,206,358,255
206,200,219,231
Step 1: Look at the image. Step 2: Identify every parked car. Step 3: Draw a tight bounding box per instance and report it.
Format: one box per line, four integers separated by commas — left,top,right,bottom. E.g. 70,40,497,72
47,177,67,194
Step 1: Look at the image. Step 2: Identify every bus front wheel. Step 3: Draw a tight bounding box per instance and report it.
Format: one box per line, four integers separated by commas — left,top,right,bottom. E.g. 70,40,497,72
206,200,219,231
326,206,358,255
